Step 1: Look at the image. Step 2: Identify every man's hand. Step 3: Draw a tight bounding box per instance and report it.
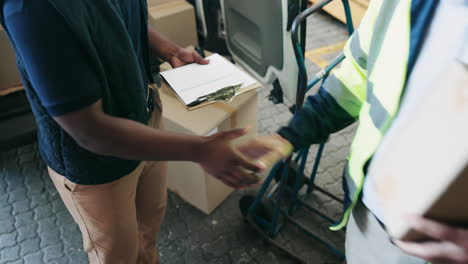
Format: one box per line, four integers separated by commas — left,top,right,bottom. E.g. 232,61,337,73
195,128,265,189
147,25,209,68
396,215,468,264
237,133,294,169
168,47,209,68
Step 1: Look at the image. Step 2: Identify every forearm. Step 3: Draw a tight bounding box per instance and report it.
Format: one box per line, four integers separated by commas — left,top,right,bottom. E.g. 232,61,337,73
148,24,181,62
81,114,205,162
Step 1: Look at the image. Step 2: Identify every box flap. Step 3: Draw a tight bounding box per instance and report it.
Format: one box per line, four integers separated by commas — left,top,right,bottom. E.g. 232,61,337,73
160,81,258,135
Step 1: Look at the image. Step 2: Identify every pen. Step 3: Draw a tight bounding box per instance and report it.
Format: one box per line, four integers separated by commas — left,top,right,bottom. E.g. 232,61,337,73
187,97,208,107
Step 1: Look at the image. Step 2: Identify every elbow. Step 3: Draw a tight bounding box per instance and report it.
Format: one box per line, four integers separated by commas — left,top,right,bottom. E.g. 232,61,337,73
52,100,113,156
74,134,109,156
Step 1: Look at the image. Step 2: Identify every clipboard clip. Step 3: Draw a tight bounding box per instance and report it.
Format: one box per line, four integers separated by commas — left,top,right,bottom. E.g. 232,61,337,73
187,83,243,107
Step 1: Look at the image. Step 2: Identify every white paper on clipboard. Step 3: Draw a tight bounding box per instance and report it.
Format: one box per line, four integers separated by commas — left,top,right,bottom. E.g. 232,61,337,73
159,54,257,105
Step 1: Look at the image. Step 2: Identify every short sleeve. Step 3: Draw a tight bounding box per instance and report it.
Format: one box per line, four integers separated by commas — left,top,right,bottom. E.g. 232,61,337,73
2,0,102,116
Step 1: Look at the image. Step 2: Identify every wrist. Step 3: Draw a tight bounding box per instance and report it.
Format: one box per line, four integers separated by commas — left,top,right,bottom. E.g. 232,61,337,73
188,136,210,163
148,25,183,62
272,133,294,157
163,46,182,64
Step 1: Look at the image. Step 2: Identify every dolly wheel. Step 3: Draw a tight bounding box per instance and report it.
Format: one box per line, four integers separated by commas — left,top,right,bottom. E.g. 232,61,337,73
239,195,273,222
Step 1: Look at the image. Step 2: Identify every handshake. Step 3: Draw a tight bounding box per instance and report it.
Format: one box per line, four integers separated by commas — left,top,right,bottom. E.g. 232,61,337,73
195,128,294,189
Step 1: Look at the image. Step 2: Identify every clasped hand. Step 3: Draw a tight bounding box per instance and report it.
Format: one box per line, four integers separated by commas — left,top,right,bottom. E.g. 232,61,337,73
198,132,293,189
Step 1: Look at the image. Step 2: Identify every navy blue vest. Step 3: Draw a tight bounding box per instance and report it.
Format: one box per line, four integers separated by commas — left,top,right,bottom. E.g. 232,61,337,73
1,0,154,184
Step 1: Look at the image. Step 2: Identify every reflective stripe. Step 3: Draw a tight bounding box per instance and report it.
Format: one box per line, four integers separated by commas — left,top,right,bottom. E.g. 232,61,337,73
347,33,368,70
367,81,392,128
322,0,384,120
367,0,411,129
344,0,384,72
322,69,366,118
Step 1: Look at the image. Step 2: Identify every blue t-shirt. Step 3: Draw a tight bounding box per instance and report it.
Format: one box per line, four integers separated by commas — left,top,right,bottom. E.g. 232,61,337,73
1,0,147,116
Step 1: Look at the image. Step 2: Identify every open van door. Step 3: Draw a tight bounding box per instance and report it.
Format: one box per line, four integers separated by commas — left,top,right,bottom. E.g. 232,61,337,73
221,0,307,106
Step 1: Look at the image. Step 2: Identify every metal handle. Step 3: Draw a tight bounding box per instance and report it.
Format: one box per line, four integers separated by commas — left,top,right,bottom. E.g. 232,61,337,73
290,0,354,112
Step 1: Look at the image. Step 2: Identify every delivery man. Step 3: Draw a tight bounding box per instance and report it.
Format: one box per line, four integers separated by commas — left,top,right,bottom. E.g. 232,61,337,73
238,0,468,263
0,0,263,263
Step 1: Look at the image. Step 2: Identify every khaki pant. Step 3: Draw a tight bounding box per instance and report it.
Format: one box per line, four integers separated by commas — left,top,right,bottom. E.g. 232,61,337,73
49,93,167,264
345,200,425,264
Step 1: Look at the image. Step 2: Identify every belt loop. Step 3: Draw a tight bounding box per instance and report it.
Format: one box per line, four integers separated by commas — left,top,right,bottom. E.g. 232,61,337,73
147,85,155,114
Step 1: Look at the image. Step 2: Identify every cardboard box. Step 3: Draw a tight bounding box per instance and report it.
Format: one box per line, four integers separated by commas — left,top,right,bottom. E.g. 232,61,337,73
147,0,178,8
0,26,22,94
160,81,259,214
148,1,198,48
368,60,468,241
310,0,368,28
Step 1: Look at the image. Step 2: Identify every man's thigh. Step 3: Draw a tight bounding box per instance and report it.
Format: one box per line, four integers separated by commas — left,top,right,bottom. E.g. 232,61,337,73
136,93,168,234
49,164,144,264
136,160,167,228
345,201,426,264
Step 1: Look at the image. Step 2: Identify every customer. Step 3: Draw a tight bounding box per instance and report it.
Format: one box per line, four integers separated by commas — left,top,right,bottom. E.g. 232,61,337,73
0,0,263,263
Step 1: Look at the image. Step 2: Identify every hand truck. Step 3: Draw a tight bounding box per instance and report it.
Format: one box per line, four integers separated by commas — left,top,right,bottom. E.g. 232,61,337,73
239,1,355,263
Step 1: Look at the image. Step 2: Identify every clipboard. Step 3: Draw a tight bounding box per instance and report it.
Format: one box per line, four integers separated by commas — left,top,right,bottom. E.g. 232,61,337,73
161,79,260,110
159,53,261,110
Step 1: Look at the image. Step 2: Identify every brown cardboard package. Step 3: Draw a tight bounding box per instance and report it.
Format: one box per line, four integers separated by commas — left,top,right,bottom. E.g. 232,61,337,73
368,60,468,241
310,0,368,27
0,26,23,95
147,0,177,8
148,1,198,48
159,80,259,214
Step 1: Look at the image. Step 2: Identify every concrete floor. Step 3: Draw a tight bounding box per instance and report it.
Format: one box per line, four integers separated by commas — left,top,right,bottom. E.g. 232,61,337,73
0,11,356,264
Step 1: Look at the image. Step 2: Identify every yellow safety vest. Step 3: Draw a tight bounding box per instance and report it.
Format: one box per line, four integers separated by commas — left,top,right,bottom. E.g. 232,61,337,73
324,0,412,230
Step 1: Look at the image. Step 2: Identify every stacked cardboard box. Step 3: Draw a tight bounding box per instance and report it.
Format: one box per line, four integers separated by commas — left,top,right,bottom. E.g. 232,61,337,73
150,0,254,214
159,80,259,214
148,0,198,48
310,0,369,27
147,0,178,7
0,26,23,96
369,61,468,241
158,49,260,214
